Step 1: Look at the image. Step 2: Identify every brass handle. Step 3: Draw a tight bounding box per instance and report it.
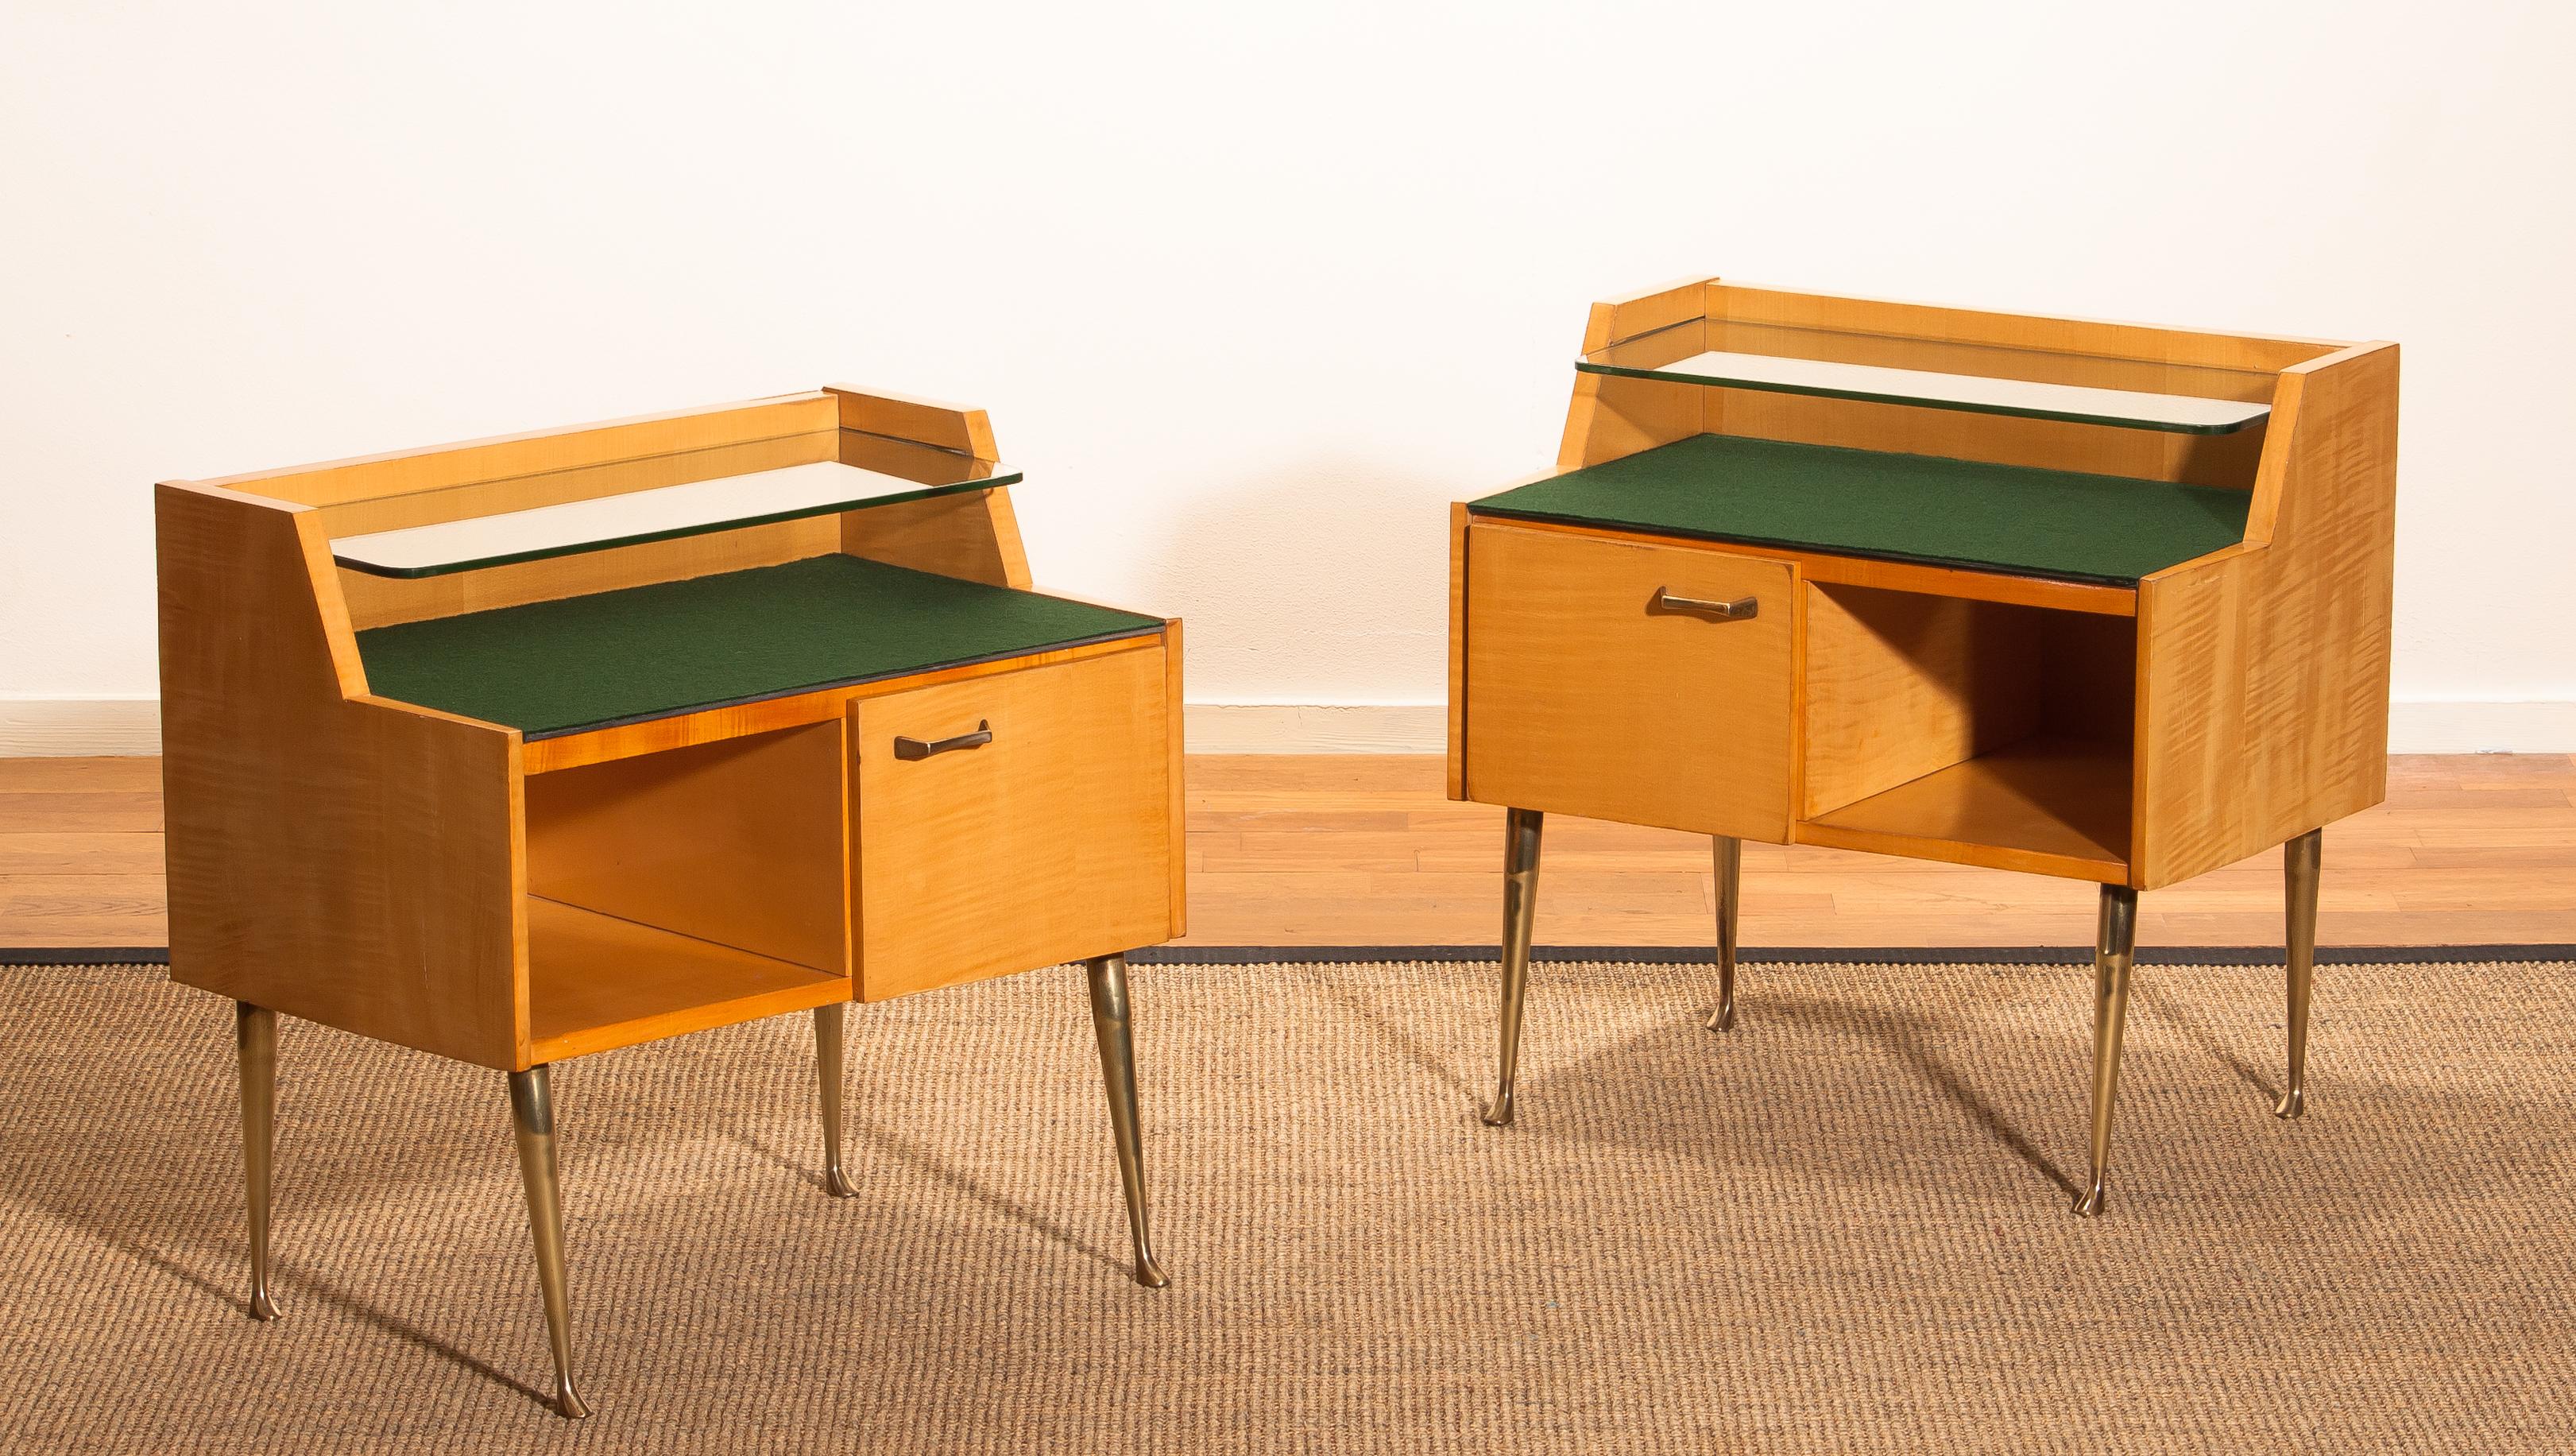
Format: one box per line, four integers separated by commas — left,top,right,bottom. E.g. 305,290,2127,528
1650,587,1758,622
893,720,992,761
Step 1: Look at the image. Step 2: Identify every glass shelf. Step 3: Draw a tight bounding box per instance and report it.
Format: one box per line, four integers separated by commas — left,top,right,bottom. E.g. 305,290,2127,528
331,458,1021,578
1580,320,2272,436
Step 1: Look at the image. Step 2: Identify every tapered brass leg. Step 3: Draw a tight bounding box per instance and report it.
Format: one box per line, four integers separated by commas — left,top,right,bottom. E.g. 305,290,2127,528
1702,834,1742,1032
1083,954,1169,1289
814,1004,857,1197
235,1002,281,1322
2277,828,2321,1119
508,1067,592,1419
2073,885,2139,1218
1485,807,1544,1127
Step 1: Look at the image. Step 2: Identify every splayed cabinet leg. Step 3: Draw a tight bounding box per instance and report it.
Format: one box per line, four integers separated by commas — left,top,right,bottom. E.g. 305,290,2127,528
2072,885,2139,1218
1702,835,1742,1032
508,1067,592,1419
814,1004,857,1196
1485,807,1545,1126
235,1002,282,1322
1084,954,1170,1288
2277,829,2321,1119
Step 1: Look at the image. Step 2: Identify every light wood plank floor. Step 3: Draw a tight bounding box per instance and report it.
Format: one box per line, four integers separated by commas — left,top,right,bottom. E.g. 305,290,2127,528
5,754,2572,950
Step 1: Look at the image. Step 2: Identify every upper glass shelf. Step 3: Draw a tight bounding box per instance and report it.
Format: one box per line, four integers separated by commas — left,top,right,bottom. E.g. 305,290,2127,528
331,458,1019,579
1579,320,2273,436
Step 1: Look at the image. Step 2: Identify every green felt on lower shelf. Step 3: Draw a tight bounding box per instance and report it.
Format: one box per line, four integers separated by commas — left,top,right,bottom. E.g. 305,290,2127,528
1468,434,2250,586
356,555,1164,738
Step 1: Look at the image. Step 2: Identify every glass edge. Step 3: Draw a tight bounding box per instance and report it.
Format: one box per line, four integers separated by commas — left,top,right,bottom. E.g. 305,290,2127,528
1570,360,2263,436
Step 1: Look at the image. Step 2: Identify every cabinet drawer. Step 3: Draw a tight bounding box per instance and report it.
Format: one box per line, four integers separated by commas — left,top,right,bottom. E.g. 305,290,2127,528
1463,521,1793,839
851,641,1176,1001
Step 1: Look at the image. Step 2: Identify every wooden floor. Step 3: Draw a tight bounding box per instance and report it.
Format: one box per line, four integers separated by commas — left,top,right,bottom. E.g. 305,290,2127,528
5,754,2573,951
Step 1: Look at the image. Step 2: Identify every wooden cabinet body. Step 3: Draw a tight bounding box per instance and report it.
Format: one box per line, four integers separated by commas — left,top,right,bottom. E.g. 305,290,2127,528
1449,278,2399,893
159,385,1186,1072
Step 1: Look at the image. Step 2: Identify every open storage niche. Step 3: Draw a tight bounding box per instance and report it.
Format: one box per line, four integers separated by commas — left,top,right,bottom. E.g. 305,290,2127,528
1798,580,2137,881
520,719,850,1060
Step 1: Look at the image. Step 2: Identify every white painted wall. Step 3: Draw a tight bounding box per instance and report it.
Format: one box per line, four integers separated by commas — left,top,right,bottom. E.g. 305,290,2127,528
5,1,2573,752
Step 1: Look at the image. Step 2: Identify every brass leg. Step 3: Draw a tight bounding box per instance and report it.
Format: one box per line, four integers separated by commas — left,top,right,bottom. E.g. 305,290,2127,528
508,1067,592,1419
2277,828,2321,1119
1702,834,1742,1032
1484,807,1544,1127
235,1002,281,1322
2073,885,2139,1218
1083,954,1169,1288
814,1004,857,1196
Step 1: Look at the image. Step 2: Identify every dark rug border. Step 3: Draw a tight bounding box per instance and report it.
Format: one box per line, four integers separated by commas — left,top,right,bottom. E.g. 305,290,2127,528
1141,944,2576,966
12,943,2574,968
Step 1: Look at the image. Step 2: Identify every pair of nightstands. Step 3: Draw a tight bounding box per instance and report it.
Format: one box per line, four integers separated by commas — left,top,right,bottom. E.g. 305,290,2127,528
158,279,2397,1419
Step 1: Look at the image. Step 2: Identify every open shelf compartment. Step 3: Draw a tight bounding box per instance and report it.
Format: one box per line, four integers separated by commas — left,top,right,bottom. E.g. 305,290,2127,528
1796,580,2135,881
521,719,849,1060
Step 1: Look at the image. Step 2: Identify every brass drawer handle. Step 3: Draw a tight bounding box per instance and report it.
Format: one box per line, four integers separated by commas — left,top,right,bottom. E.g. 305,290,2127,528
1650,587,1758,622
893,720,992,761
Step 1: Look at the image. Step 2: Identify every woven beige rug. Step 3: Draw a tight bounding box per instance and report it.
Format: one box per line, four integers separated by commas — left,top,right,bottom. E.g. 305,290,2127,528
4,957,2570,1453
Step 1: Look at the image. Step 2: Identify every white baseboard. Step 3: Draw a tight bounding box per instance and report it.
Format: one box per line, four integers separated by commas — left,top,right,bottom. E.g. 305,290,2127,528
0,697,163,756
1183,703,1446,753
2385,699,2576,754
6,695,2574,757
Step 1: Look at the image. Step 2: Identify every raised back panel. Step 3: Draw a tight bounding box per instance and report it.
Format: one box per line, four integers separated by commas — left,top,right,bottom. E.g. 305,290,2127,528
342,516,845,629
315,431,837,539
183,392,843,630
199,393,837,506
1706,387,2269,486
1709,285,2345,373
1568,283,2353,489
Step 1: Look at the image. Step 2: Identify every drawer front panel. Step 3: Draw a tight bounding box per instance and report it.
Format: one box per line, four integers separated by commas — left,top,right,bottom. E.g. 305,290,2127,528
1464,522,1794,839
853,641,1174,1001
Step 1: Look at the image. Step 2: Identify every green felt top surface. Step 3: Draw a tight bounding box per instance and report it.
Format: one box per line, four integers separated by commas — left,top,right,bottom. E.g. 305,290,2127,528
1468,434,2250,586
356,554,1164,738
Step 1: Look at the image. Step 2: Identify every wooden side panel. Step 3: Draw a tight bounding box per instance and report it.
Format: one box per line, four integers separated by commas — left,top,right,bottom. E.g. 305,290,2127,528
2133,345,2400,888
524,721,848,974
1801,584,2042,818
198,393,836,507
1463,521,1794,842
1583,276,1717,350
1447,502,1470,800
1162,621,1188,935
825,385,999,459
157,483,525,1069
837,486,1032,587
852,645,1174,1001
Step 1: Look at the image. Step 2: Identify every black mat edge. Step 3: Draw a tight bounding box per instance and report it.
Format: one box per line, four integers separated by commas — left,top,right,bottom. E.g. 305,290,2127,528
15,944,2573,968
1135,943,2576,966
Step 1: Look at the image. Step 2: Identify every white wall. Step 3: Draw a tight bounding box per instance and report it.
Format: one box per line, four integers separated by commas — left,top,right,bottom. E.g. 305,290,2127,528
6,0,2573,752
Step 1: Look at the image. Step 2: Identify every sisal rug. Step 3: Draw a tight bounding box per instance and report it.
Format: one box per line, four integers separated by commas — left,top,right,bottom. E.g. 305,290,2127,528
2,957,2570,1453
